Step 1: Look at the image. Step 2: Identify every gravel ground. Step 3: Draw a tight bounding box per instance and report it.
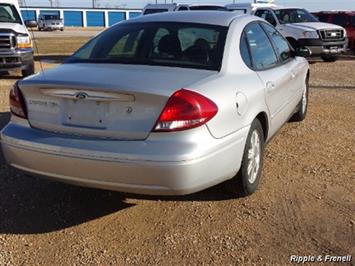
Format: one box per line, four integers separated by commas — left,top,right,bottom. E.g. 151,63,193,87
0,60,354,265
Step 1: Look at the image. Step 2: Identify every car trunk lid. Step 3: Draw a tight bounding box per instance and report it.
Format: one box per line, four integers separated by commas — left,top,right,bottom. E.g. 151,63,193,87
20,63,216,140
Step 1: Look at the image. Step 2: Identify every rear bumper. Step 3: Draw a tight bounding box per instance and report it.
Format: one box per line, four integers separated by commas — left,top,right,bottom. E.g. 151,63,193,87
297,38,348,55
0,120,248,195
0,48,33,71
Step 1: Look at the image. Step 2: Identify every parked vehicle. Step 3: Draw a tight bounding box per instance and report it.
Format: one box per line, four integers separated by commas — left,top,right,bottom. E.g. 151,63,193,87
0,0,34,77
142,3,227,15
252,6,348,62
38,14,64,31
1,12,310,197
313,11,355,52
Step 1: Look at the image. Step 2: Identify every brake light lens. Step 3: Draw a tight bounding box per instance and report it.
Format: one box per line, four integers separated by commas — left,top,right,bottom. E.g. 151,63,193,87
10,82,27,119
153,89,218,132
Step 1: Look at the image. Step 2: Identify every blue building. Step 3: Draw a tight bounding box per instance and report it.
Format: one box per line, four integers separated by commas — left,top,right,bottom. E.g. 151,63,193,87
20,7,142,27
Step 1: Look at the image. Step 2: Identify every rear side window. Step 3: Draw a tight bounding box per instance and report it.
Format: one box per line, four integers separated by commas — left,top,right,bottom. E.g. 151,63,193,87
243,23,278,70
240,32,252,68
261,22,291,63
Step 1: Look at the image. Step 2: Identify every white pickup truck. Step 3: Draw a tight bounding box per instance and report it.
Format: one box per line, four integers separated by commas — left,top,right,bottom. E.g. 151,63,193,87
0,0,34,77
252,6,348,62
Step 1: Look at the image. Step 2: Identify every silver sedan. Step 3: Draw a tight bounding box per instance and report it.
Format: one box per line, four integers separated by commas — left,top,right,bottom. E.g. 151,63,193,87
1,11,309,196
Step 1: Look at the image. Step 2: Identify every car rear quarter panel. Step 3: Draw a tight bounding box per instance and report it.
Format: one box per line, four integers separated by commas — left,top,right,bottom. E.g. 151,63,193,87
190,17,270,140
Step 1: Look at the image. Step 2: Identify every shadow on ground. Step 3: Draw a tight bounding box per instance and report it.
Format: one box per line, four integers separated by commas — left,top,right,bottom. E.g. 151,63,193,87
0,112,237,235
34,54,69,63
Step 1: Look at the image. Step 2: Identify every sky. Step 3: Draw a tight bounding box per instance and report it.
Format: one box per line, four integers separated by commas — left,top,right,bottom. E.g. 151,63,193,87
20,0,355,11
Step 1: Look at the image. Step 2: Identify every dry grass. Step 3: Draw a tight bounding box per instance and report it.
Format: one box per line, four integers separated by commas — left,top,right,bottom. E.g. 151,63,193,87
33,37,90,55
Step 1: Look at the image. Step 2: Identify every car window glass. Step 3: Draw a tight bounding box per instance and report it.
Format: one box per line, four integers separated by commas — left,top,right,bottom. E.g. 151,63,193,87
144,9,168,15
351,16,355,26
109,30,144,57
0,4,21,23
69,22,227,71
244,23,278,70
274,8,318,24
261,23,291,62
178,6,189,11
318,14,329,22
255,10,277,26
240,32,252,68
331,14,348,27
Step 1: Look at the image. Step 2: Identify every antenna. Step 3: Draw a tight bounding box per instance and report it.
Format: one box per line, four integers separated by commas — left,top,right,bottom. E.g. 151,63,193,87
22,0,45,78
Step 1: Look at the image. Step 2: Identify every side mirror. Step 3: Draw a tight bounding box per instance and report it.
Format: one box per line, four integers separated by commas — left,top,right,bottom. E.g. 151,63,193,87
25,20,38,28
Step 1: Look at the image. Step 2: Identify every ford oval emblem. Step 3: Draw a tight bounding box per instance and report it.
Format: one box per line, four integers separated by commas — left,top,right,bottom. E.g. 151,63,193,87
75,92,89,100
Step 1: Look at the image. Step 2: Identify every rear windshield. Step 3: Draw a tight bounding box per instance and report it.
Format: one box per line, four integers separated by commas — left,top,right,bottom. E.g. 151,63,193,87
67,22,228,71
0,4,22,24
274,8,318,24
43,15,60,20
189,6,227,11
143,9,169,15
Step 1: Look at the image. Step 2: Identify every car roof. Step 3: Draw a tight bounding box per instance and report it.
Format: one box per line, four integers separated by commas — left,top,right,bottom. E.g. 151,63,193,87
124,11,248,27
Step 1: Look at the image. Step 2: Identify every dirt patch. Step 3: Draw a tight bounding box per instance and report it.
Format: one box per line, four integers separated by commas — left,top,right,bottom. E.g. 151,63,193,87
0,60,354,265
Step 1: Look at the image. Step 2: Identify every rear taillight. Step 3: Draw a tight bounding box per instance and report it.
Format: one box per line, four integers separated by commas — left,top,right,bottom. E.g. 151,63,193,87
10,82,27,119
153,89,218,132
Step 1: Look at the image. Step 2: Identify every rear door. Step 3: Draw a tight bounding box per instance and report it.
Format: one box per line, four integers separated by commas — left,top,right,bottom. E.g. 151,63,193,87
243,22,292,132
260,22,305,104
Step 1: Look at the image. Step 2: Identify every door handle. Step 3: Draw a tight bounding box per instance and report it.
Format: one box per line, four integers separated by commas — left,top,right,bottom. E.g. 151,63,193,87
266,81,276,93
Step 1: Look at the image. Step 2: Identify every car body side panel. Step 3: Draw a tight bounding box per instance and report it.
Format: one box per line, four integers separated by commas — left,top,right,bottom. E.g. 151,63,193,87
200,17,271,140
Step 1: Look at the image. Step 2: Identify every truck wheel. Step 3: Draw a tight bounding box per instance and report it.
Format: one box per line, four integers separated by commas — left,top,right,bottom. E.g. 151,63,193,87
290,76,309,122
321,55,338,62
22,63,35,77
230,119,265,197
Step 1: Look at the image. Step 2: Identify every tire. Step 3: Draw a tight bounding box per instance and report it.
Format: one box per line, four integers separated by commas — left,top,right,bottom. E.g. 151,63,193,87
21,62,35,77
230,119,265,197
289,76,309,122
321,55,337,62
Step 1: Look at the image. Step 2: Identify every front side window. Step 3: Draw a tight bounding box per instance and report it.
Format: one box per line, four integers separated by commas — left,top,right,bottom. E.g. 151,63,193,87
243,23,278,70
0,4,22,24
68,22,228,71
255,9,277,26
261,22,291,63
274,8,318,24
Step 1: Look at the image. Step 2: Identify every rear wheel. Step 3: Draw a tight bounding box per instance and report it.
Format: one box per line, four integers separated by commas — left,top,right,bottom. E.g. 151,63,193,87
230,119,265,197
21,62,35,77
289,77,309,122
